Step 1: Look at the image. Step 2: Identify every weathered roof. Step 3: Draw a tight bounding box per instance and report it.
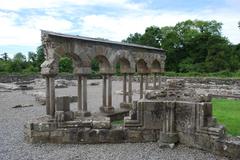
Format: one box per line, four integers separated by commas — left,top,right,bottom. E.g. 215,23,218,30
41,30,164,52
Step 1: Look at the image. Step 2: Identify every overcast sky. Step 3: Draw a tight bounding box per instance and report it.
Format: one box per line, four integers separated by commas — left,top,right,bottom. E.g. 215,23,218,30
0,0,239,57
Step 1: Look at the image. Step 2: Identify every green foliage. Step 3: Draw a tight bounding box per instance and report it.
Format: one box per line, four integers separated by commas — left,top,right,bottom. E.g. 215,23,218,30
123,19,239,74
111,120,124,125
59,57,73,73
212,98,240,136
0,53,9,61
0,45,45,74
91,58,100,74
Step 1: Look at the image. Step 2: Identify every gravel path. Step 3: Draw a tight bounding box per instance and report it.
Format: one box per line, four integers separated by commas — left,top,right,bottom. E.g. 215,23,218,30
0,80,228,160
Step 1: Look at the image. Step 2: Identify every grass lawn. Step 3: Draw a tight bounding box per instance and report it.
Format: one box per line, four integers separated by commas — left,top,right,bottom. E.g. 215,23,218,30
212,98,240,136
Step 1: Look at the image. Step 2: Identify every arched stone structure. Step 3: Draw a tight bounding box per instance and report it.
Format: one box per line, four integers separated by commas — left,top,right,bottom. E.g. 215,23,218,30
151,59,161,73
40,30,166,116
112,54,134,109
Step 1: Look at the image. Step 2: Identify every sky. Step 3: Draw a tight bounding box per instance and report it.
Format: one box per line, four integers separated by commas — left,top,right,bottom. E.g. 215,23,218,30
0,0,239,57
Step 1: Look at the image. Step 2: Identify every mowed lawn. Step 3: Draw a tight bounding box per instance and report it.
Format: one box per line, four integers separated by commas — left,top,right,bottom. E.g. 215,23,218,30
212,98,240,136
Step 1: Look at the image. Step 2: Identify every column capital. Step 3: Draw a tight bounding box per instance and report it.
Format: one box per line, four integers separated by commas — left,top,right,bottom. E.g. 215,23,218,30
74,67,91,75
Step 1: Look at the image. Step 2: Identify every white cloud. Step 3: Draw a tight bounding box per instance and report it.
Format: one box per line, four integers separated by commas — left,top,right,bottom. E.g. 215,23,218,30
0,11,73,45
0,0,239,49
0,0,144,11
79,9,240,44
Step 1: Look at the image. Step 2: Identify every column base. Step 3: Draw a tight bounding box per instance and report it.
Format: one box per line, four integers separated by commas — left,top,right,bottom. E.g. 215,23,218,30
159,132,179,144
100,106,115,113
120,102,132,110
75,111,91,117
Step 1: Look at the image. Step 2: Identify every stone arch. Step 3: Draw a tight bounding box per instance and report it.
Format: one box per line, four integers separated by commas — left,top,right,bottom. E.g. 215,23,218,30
136,59,149,73
93,55,111,74
118,58,131,73
151,59,161,73
111,50,135,73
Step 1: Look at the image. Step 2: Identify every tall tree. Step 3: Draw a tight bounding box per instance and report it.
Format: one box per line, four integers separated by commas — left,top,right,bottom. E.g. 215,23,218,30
123,19,232,73
1,53,9,61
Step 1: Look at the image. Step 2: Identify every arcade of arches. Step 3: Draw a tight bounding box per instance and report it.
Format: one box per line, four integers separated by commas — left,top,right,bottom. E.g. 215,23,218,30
41,30,166,117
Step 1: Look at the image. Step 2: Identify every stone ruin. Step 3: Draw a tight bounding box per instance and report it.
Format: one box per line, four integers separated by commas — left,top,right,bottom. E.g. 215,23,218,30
24,30,240,159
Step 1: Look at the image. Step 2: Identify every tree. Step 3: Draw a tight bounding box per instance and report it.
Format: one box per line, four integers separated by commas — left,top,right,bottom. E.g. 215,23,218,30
122,33,142,44
59,57,73,73
13,52,26,62
1,53,9,61
28,52,37,62
8,52,28,72
123,19,232,73
140,26,162,48
35,45,45,71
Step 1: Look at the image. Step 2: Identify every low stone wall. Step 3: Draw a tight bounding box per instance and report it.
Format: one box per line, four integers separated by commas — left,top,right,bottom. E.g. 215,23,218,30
0,74,102,83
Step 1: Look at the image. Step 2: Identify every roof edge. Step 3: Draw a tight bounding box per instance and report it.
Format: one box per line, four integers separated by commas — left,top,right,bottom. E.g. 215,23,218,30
41,30,165,52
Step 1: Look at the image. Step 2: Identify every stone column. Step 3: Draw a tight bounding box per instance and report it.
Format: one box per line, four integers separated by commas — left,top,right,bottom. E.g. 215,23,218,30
159,102,178,144
102,75,107,107
108,74,112,108
49,77,55,117
77,75,82,111
75,75,91,117
128,74,132,103
45,77,50,115
170,104,175,133
123,73,127,103
145,74,149,90
140,74,144,99
153,73,157,89
82,76,87,112
158,74,161,89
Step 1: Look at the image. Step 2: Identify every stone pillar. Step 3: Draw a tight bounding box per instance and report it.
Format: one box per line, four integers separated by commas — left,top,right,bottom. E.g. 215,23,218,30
153,73,157,89
77,75,82,111
145,74,149,90
123,73,127,103
102,75,107,107
108,74,112,108
170,104,175,133
159,102,178,144
128,74,132,103
76,75,91,117
140,74,144,99
82,76,87,112
45,77,50,115
100,74,114,113
49,77,55,117
158,74,161,89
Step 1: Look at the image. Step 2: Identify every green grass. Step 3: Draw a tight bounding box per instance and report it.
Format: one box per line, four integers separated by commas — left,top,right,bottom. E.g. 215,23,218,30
212,98,240,136
111,120,124,125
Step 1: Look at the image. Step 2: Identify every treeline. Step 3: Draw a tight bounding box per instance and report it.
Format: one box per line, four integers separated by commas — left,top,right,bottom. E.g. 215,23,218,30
123,20,240,74
0,46,73,74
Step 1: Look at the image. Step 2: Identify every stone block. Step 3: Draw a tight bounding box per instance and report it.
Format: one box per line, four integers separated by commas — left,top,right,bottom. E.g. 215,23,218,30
141,101,169,129
127,130,142,142
100,106,115,113
159,132,179,144
142,130,158,142
55,96,70,112
92,120,111,129
64,111,74,121
62,128,78,143
120,102,132,110
175,101,196,133
55,111,65,122
98,129,110,142
85,129,100,143
74,111,91,117
109,128,125,142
